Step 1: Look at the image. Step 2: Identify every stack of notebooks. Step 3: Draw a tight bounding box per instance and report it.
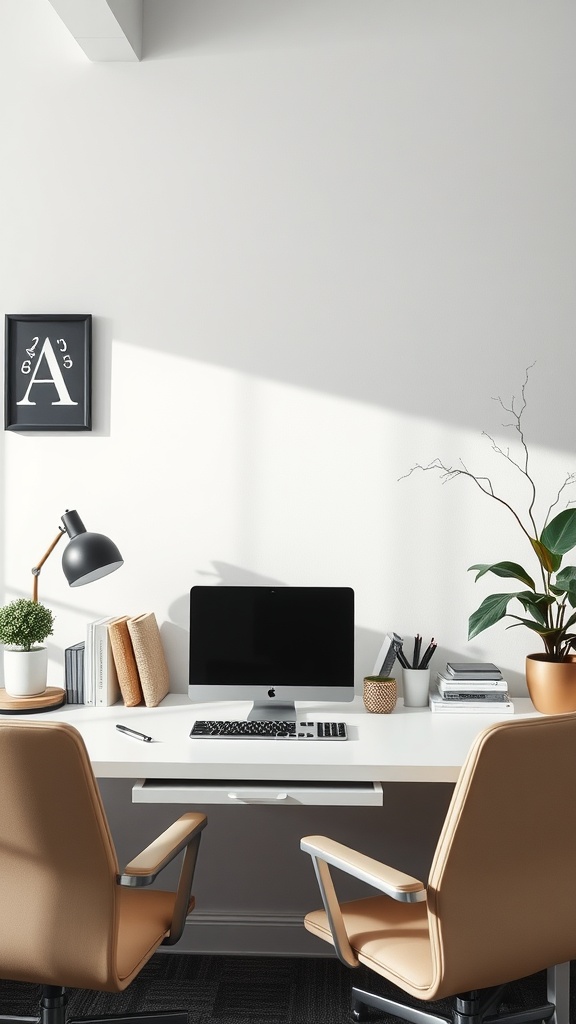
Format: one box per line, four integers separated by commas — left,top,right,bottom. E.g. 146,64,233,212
429,661,514,714
65,612,170,708
64,641,85,704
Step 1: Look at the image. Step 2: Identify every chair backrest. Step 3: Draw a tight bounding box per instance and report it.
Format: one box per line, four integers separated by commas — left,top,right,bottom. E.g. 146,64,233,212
427,713,576,996
0,720,120,988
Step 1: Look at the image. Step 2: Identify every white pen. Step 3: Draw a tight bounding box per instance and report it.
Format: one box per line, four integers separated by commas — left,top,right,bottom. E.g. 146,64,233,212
116,724,154,743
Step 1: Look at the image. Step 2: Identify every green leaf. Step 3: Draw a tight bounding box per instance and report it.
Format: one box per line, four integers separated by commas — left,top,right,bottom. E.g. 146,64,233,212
505,616,548,635
541,508,576,556
530,537,561,573
555,565,576,589
553,567,576,607
513,591,551,627
468,561,535,590
468,593,517,640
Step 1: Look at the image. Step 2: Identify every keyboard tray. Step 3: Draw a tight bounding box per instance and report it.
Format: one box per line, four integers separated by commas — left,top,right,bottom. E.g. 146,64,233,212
133,779,383,806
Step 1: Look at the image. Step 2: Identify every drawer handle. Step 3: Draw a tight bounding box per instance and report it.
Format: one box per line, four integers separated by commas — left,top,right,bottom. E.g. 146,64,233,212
227,792,288,802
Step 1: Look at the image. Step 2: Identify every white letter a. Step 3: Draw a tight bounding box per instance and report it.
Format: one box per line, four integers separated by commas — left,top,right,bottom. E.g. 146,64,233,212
17,338,78,406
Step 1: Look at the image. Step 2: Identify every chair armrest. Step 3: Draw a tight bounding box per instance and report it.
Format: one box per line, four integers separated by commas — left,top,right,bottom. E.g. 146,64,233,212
119,812,207,886
301,835,426,903
119,811,208,946
301,835,426,970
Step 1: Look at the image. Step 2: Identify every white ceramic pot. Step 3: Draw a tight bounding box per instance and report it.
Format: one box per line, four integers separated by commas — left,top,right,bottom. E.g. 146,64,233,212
3,646,48,697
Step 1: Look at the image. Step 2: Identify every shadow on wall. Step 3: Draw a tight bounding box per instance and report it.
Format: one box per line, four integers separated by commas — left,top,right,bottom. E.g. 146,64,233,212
131,4,576,452
165,562,379,695
164,562,527,697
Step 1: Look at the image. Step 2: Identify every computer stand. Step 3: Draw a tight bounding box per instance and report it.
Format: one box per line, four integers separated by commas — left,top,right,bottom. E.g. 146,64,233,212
247,701,297,723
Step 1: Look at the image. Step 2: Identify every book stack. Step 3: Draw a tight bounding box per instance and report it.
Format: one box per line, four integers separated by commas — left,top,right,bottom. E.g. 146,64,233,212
64,641,85,704
83,611,171,708
429,661,514,714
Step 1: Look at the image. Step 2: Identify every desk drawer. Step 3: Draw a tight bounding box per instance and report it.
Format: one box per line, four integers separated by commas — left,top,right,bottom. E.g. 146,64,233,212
132,779,383,806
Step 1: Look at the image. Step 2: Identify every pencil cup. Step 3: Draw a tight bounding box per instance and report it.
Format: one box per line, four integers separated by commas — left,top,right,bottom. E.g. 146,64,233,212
363,676,397,714
402,668,431,708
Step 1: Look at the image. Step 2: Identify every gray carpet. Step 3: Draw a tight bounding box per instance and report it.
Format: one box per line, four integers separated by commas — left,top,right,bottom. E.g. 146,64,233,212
0,954,570,1024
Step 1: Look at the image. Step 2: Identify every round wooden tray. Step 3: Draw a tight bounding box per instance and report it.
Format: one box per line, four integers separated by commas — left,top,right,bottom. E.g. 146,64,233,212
0,687,66,714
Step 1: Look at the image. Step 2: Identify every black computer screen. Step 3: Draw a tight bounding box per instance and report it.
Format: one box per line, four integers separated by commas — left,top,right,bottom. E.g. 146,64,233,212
189,586,354,693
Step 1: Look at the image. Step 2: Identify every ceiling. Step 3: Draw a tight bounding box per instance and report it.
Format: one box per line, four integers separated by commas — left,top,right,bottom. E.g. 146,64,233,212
46,0,143,61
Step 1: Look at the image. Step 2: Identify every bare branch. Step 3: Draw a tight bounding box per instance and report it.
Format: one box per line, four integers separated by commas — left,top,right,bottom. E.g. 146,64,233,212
400,363,576,657
482,431,525,476
399,459,494,493
398,458,534,543
544,472,576,528
489,363,538,533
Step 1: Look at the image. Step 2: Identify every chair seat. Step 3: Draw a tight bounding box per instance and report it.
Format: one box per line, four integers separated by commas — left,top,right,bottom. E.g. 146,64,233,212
305,895,434,999
115,889,194,991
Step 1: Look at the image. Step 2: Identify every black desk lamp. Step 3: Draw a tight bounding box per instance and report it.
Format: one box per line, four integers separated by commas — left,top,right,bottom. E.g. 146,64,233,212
0,510,124,713
32,509,123,603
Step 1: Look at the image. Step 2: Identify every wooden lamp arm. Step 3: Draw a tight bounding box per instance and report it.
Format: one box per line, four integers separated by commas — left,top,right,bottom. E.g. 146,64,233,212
31,528,65,602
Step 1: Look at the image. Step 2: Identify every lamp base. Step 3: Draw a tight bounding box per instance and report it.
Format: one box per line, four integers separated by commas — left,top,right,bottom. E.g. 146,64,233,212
0,687,66,714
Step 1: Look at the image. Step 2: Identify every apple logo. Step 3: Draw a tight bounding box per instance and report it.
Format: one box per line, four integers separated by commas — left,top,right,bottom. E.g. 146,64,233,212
268,688,276,698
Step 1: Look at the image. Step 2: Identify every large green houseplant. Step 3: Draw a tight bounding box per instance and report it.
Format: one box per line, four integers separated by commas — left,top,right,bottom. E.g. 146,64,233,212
0,597,55,697
402,366,576,711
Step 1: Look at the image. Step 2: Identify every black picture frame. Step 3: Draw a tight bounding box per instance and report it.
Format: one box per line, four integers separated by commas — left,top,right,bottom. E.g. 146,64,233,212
4,314,92,431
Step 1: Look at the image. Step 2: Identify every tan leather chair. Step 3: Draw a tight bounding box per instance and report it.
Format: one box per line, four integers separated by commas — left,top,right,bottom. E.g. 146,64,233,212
302,713,576,1024
0,720,207,1024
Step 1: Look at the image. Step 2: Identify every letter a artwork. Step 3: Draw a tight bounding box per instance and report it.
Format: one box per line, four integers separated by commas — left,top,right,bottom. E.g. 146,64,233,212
5,314,92,430
17,337,78,406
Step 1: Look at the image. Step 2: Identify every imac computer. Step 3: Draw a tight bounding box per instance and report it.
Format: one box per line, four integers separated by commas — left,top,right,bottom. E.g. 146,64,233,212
188,585,355,722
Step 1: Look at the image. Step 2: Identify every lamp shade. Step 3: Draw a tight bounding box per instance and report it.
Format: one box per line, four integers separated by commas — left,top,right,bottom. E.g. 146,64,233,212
60,510,123,588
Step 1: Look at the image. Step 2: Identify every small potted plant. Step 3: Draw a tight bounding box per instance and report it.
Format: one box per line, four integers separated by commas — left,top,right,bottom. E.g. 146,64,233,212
0,598,55,696
402,364,576,713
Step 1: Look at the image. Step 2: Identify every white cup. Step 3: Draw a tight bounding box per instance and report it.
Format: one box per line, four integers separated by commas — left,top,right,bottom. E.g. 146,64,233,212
402,668,431,708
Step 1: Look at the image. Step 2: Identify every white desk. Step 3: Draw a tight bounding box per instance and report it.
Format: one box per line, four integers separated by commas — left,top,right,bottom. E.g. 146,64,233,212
22,693,538,785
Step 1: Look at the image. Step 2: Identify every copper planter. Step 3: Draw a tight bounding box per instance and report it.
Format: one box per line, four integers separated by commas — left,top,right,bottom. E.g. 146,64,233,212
525,654,576,714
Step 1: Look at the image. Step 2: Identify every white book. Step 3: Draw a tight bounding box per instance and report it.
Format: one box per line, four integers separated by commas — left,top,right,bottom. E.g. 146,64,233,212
429,692,514,714
437,689,510,704
93,616,121,707
84,620,96,705
86,616,117,706
437,672,509,694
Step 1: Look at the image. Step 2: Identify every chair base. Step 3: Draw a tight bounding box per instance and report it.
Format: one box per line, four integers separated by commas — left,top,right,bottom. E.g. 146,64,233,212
0,1015,187,1024
351,984,556,1024
0,986,188,1024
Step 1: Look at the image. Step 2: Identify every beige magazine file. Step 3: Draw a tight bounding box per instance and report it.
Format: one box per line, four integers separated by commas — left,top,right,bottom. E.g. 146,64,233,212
127,612,170,707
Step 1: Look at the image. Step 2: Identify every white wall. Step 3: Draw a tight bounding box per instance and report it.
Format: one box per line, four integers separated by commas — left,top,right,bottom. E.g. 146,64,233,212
1,0,576,697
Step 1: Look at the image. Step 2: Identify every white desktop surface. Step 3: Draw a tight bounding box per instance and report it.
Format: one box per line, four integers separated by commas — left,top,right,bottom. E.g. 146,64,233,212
18,693,538,783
